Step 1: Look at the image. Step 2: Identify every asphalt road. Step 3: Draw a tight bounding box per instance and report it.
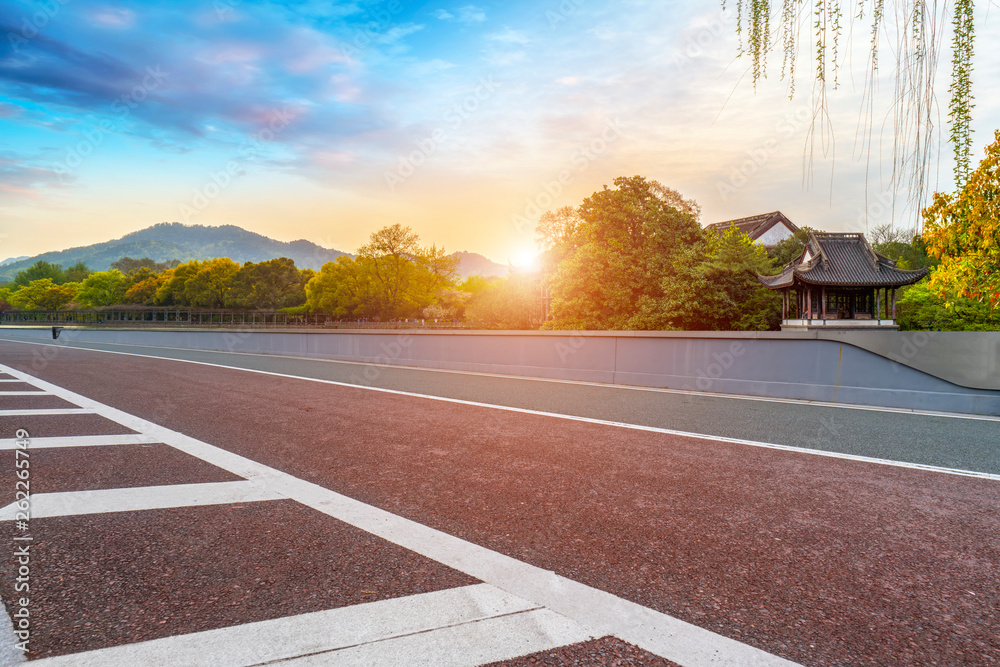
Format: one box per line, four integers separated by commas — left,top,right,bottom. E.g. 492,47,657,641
2,334,998,474
0,338,998,666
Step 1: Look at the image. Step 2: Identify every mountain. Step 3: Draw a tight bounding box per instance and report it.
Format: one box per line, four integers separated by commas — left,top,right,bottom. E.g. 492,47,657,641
0,256,28,266
0,223,349,281
453,251,507,280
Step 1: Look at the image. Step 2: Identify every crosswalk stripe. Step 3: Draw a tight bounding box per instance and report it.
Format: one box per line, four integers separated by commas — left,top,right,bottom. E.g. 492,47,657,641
28,584,587,667
0,433,160,450
0,480,281,520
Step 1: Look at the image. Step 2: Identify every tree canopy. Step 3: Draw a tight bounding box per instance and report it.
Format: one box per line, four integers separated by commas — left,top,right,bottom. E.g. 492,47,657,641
922,129,1000,310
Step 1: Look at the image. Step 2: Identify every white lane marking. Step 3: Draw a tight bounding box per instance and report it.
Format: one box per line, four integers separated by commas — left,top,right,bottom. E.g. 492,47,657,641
0,362,801,667
0,434,160,450
0,600,26,664
0,379,25,382
27,584,586,667
2,335,998,423
1,341,1000,481
0,481,279,520
4,346,995,482
0,408,92,416
0,390,48,395
277,609,591,667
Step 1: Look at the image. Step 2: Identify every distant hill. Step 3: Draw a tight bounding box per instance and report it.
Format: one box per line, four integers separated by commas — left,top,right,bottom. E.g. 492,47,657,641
0,256,29,266
0,223,349,281
453,251,507,279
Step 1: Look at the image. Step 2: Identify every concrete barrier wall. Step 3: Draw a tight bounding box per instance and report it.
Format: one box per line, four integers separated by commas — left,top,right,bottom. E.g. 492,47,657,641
2,327,998,416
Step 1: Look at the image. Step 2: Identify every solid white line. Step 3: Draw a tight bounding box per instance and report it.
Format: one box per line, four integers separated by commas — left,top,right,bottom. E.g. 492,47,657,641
0,362,801,667
1,335,997,423
3,347,995,482
0,481,279,521
0,408,91,416
27,584,583,667
0,390,49,395
2,345,997,481
0,378,25,382
0,433,160,450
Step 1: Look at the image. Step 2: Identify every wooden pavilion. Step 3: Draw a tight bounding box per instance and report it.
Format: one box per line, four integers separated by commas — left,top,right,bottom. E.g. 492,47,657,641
758,232,928,330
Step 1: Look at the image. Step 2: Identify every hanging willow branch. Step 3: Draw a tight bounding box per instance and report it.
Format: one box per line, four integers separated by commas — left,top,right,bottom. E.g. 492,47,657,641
728,0,976,231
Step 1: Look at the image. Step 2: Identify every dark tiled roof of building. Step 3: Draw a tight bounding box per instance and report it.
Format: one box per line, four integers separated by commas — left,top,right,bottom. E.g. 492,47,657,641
758,232,929,288
706,211,799,241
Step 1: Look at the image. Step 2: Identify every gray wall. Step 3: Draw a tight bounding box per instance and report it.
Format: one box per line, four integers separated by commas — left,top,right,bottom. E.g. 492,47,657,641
2,327,998,416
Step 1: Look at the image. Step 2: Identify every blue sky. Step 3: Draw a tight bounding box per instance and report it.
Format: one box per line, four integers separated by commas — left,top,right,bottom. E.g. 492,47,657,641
1,0,998,263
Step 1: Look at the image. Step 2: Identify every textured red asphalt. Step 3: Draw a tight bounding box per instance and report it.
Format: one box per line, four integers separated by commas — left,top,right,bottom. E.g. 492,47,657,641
0,394,80,411
0,500,477,659
1,343,999,665
1,414,138,438
0,444,243,504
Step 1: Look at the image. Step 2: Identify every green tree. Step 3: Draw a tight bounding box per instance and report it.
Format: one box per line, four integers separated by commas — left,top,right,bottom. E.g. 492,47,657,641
543,176,703,329
8,279,77,309
766,226,818,267
75,270,129,308
64,262,91,283
227,258,309,310
13,261,65,286
357,224,423,318
184,258,240,308
154,261,204,305
305,256,380,318
896,280,1000,330
922,129,1000,310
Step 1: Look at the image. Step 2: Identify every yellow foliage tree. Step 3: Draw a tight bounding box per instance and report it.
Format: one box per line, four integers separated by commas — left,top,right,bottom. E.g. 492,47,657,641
922,130,1000,310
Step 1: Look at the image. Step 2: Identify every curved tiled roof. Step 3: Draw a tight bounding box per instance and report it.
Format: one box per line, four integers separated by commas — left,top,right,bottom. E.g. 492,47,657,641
706,211,799,241
758,232,928,288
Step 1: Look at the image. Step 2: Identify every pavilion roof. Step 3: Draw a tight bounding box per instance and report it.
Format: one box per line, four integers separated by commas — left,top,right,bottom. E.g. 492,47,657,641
706,211,798,242
758,232,929,288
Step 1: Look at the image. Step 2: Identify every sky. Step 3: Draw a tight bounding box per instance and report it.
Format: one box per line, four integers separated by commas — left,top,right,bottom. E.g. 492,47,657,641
1,0,999,264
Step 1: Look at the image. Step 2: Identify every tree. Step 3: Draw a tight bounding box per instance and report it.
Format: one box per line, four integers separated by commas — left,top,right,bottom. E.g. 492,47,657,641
766,226,816,267
543,176,703,329
465,277,540,329
75,270,129,308
13,261,65,286
697,227,782,330
728,0,978,211
64,262,91,283
921,129,1000,310
111,257,179,274
357,224,423,318
896,280,1000,330
154,261,204,305
184,258,240,308
8,279,77,310
227,258,309,310
305,256,380,318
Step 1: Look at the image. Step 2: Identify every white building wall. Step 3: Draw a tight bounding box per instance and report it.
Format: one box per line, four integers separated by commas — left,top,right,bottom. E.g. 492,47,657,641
755,223,795,246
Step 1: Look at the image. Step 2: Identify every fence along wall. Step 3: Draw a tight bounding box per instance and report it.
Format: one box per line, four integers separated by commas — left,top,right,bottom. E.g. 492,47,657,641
1,327,998,416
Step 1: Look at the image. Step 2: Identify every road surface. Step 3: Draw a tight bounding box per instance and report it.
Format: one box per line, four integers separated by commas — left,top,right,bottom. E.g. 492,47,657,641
0,337,997,666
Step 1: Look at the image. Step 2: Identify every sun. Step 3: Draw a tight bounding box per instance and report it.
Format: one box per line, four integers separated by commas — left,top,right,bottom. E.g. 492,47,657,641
514,249,539,271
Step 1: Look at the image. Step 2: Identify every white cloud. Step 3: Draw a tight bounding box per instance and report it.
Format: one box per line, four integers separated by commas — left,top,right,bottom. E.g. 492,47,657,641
457,5,487,23
488,28,530,45
433,9,454,20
